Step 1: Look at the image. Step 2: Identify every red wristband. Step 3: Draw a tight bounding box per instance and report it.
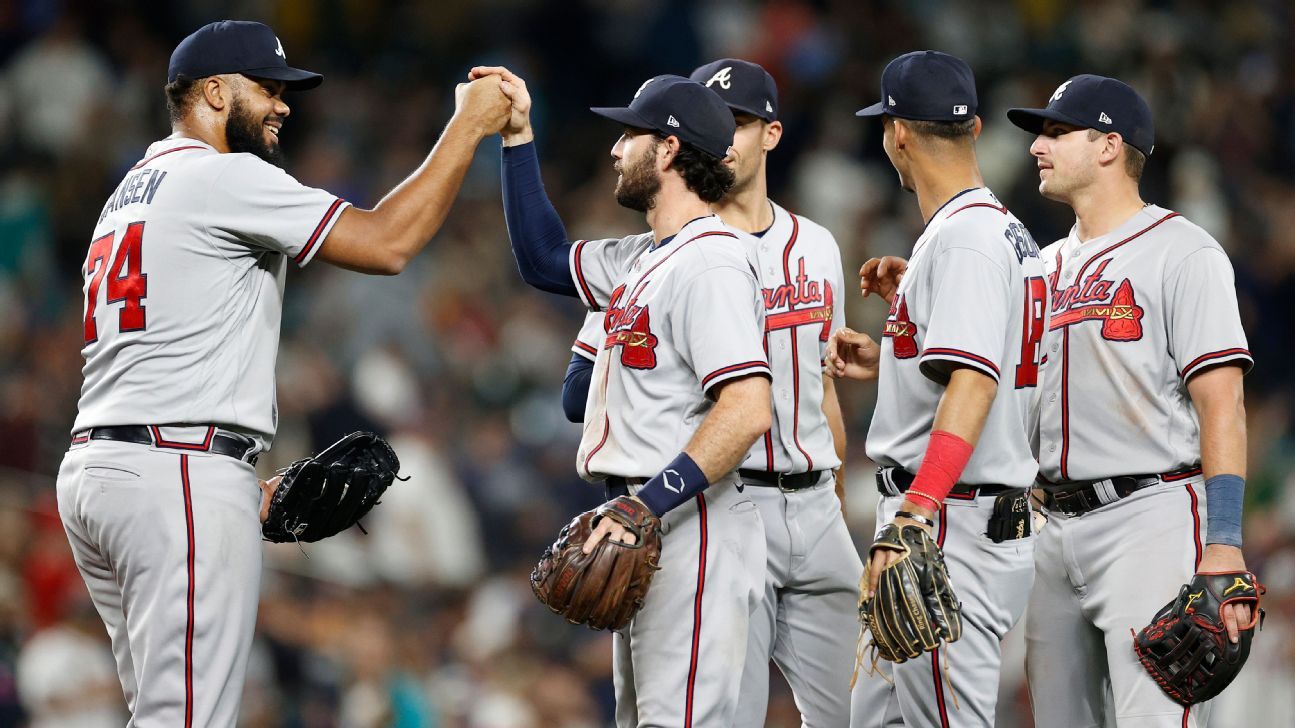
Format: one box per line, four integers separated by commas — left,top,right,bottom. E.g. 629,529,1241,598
908,430,974,507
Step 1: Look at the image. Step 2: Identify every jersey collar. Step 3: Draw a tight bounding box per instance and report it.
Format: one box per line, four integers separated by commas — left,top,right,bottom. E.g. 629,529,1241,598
653,214,721,250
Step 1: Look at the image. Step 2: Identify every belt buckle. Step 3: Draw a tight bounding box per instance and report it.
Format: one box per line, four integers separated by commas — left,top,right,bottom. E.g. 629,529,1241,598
775,471,794,492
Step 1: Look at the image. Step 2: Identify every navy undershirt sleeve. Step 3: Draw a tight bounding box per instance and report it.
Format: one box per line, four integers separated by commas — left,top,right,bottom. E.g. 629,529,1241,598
562,353,594,423
502,142,578,296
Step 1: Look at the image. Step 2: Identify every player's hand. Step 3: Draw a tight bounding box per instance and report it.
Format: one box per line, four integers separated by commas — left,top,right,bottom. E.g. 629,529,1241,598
1197,544,1253,644
581,496,647,553
468,65,533,146
258,475,281,524
865,502,935,598
859,256,908,303
826,327,880,381
453,73,511,139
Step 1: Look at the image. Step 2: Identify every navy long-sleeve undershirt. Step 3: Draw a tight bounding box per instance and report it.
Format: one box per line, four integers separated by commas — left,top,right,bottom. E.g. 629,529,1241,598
562,353,594,423
502,142,578,296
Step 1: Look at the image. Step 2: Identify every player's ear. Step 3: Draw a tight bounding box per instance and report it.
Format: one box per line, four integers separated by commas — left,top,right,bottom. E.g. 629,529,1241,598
202,75,230,112
658,135,680,171
971,116,983,140
1098,131,1124,167
763,120,783,152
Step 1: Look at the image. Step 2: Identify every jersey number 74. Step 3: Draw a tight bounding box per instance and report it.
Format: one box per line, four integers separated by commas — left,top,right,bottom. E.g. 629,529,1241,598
83,221,147,345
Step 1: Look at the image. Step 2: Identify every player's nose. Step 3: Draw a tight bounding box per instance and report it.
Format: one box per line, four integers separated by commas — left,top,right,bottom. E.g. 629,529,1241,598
610,134,627,160
1029,135,1048,157
275,98,291,118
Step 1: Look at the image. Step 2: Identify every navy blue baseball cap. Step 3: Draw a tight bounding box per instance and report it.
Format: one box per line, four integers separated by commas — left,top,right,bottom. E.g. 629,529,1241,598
591,75,736,159
689,59,779,122
1007,75,1155,156
168,21,322,90
856,51,977,122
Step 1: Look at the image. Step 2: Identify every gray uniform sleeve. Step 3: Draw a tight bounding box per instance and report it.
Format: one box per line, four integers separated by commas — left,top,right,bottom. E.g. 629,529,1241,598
826,234,847,364
919,242,1012,384
569,234,650,311
672,265,772,394
572,310,605,362
206,154,349,267
1166,247,1253,380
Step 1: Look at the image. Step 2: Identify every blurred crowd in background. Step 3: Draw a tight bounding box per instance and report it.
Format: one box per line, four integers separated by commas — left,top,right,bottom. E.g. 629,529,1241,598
1,0,1293,726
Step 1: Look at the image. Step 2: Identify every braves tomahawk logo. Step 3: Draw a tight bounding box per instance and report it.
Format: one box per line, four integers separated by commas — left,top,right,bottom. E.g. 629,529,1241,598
605,284,659,369
1048,259,1144,341
883,294,918,358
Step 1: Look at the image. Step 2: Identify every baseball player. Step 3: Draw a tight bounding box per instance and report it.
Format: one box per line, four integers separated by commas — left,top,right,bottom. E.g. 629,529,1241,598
476,65,774,726
829,51,1043,727
57,20,509,726
562,59,860,727
1007,75,1254,727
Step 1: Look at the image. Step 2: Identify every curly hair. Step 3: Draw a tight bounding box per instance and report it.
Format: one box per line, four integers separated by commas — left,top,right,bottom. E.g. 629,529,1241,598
165,75,203,123
658,136,736,203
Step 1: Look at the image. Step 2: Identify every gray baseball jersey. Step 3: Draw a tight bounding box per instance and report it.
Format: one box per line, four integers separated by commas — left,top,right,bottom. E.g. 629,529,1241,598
74,136,348,446
866,187,1046,488
570,215,772,480
1035,204,1252,482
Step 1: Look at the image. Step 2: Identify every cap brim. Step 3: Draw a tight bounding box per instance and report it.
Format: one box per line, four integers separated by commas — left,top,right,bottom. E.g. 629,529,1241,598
855,101,887,117
589,106,656,132
1006,107,1087,134
244,66,324,91
724,102,775,122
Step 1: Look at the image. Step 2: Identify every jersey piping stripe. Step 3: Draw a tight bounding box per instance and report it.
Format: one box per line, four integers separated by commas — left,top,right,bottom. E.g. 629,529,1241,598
1057,211,1181,479
700,361,770,390
1188,484,1203,570
683,493,709,728
761,334,774,470
1178,348,1252,379
582,361,615,478
294,198,346,265
1181,707,1190,728
572,340,598,359
932,503,951,728
571,241,599,310
920,348,1002,379
180,455,197,728
130,145,206,170
781,213,814,470
947,201,1008,217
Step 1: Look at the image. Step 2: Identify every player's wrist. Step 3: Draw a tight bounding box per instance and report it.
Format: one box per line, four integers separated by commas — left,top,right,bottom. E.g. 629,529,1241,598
908,430,974,508
1203,474,1245,548
501,127,535,147
634,452,709,516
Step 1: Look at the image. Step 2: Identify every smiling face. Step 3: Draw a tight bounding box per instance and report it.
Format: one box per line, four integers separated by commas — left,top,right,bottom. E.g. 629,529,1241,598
1030,119,1100,203
225,76,289,166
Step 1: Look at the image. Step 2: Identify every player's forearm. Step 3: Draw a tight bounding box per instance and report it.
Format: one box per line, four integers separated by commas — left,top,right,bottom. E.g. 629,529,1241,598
502,142,578,295
684,375,773,480
1188,365,1247,480
902,366,997,514
822,374,848,506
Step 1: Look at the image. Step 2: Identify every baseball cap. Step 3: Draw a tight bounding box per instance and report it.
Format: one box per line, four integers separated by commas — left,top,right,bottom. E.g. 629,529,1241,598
856,51,977,122
590,75,736,159
1007,75,1154,156
168,20,323,90
689,59,779,122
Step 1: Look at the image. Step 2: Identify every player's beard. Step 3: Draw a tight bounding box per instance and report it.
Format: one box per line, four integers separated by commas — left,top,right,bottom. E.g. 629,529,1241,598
226,94,284,167
614,143,662,213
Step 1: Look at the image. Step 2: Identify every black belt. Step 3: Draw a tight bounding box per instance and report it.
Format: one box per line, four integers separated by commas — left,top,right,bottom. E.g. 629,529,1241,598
73,425,260,465
1038,467,1202,515
875,466,1011,499
739,469,823,491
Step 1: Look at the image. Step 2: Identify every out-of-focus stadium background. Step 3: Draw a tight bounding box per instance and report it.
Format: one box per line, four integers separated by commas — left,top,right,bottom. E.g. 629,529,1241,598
1,0,1292,725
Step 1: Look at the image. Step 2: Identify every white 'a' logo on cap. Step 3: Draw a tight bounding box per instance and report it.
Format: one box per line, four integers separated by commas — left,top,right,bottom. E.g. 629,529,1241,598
667,115,680,128
634,77,655,99
275,37,286,59
706,67,733,90
1050,80,1072,103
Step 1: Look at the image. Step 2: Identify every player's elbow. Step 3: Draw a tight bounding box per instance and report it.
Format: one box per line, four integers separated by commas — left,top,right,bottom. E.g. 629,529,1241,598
372,249,411,276
716,375,773,441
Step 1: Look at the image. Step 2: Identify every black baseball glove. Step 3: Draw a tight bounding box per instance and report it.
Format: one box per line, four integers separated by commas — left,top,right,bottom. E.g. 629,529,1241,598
858,523,963,665
262,431,402,543
1133,571,1264,706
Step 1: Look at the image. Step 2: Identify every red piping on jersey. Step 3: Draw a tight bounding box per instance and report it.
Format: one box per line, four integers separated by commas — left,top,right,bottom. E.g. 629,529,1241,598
701,361,770,390
1181,707,1190,728
572,340,597,358
1164,467,1203,482
683,493,709,728
571,241,599,310
130,145,206,170
948,201,1008,217
1056,211,1182,479
294,198,346,265
180,455,196,728
762,334,774,470
150,426,216,451
1188,484,1203,570
781,214,814,469
1178,348,1252,380
582,359,615,477
920,348,1002,380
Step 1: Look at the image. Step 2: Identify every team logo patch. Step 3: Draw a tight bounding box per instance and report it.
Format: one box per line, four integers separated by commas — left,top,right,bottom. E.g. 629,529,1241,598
1050,80,1072,103
1049,261,1144,341
274,37,286,59
705,67,733,90
605,285,659,369
883,295,918,358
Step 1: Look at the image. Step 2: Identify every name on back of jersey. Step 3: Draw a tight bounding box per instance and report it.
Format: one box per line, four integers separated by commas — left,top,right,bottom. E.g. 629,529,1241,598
98,167,169,225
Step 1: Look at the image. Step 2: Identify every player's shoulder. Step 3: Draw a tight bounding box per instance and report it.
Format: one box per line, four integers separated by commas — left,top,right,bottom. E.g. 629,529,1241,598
686,223,757,270
773,202,837,245
932,197,1019,260
1154,207,1225,255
